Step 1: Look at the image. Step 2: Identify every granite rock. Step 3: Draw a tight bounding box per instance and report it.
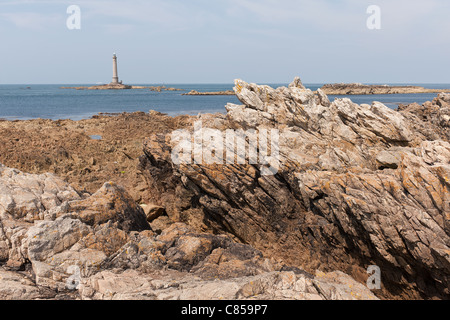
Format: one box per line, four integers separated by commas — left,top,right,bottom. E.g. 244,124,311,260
0,165,378,300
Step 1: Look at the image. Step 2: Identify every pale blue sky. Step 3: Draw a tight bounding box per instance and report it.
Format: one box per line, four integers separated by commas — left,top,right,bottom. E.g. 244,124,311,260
0,0,449,84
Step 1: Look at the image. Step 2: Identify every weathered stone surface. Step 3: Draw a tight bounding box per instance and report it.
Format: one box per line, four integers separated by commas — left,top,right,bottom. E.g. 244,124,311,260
141,204,165,222
289,77,306,89
79,269,377,301
100,222,279,280
0,166,82,268
67,182,150,232
313,271,379,300
0,165,81,222
0,268,57,300
165,233,231,272
0,167,149,292
398,93,450,141
26,216,105,290
139,78,450,299
0,163,378,300
375,150,402,169
0,220,30,269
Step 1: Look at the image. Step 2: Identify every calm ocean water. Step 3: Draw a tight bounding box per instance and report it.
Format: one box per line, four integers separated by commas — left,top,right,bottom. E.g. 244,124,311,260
0,83,449,121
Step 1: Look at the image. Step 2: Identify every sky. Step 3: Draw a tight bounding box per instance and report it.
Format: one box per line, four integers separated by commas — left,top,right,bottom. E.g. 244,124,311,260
0,0,449,84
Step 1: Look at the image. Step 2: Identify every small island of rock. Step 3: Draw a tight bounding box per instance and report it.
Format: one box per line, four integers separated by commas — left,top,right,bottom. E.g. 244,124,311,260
321,83,450,95
60,54,184,92
182,90,235,96
61,85,184,92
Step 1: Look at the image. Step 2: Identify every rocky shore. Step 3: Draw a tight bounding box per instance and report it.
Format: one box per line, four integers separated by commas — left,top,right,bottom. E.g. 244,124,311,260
0,167,378,300
1,77,449,300
321,83,450,95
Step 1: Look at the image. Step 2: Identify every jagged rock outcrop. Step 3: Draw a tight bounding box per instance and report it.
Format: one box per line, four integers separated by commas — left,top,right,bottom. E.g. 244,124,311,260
0,165,82,268
0,164,81,223
398,93,450,141
139,78,450,299
0,165,376,300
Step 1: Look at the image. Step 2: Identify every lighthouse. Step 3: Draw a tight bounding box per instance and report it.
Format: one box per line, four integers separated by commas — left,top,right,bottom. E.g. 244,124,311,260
111,53,121,85
101,53,130,89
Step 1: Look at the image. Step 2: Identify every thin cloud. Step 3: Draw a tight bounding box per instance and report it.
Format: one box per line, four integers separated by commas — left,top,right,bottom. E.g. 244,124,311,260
78,0,215,31
226,0,364,30
0,0,448,83
102,23,136,34
0,0,214,32
226,0,449,34
0,12,62,30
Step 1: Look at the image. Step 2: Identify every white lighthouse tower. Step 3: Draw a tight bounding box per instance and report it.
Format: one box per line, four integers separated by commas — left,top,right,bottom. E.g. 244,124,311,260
110,53,121,85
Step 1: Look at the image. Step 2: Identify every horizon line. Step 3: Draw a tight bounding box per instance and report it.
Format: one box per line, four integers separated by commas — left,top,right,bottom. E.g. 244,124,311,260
2,82,450,86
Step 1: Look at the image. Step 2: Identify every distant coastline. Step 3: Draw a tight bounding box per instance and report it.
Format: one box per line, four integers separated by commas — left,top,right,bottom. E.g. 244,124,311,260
61,85,184,92
2,83,449,121
172,83,450,96
320,83,450,95
182,89,235,96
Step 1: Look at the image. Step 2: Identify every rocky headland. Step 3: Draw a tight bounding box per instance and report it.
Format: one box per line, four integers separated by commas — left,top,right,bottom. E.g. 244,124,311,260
321,83,450,95
1,77,449,300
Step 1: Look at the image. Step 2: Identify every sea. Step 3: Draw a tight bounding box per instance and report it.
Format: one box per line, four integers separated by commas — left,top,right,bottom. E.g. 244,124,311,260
0,83,449,121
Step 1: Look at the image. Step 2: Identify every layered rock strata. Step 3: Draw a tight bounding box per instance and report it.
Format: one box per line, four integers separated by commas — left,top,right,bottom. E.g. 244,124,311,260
139,78,450,299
